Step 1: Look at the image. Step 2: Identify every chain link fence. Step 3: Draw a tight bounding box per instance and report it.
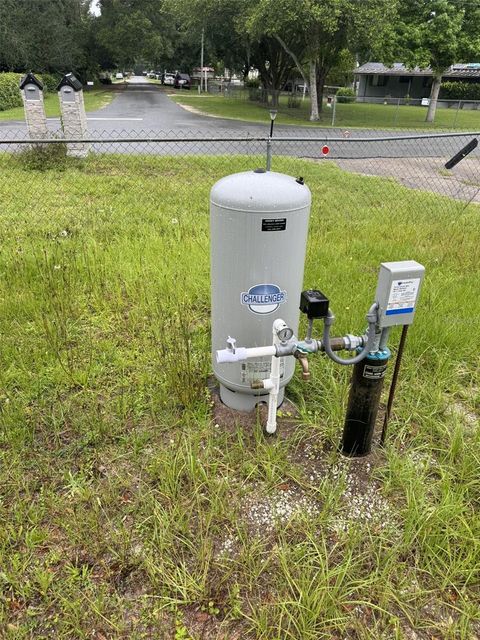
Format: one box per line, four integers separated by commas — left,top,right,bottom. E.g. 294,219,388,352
0,128,479,214
214,85,480,129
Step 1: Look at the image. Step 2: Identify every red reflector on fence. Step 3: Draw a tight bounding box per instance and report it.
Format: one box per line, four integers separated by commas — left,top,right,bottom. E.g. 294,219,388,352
322,145,330,155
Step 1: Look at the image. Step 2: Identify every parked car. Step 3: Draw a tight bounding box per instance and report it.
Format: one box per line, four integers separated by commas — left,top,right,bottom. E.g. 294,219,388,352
162,72,175,86
115,72,124,80
174,73,191,89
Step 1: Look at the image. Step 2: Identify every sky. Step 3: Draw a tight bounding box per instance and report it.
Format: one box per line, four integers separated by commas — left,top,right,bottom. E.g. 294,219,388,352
90,0,101,16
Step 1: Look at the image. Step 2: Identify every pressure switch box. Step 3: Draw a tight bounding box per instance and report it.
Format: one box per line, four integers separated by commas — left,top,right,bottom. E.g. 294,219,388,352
375,261,425,328
300,289,329,319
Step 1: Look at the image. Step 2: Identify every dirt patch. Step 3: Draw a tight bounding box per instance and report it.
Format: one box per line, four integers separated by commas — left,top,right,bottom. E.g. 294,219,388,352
175,102,225,119
333,156,480,203
209,379,300,438
446,400,479,433
183,606,246,640
241,482,320,536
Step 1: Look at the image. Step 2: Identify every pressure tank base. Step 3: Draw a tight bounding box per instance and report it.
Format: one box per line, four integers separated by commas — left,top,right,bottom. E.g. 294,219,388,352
220,384,285,412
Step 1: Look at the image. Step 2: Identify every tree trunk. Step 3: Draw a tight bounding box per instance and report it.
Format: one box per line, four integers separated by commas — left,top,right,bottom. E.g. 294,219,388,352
426,73,442,123
316,70,327,114
309,60,319,121
270,89,280,107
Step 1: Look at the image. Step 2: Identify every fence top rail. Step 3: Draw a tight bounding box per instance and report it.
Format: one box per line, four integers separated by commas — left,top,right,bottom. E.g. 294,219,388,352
0,131,478,145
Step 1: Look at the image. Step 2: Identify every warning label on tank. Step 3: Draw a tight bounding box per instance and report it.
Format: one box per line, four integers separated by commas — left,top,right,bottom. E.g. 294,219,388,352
240,359,285,383
363,364,387,380
386,278,420,316
262,218,287,232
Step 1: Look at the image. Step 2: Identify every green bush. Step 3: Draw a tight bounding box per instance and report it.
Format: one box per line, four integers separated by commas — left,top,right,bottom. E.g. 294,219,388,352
440,81,480,101
0,71,62,111
0,72,22,111
39,73,60,94
17,142,69,171
335,87,356,103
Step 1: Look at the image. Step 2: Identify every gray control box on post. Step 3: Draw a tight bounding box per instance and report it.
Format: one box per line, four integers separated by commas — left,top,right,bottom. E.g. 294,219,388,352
375,261,425,328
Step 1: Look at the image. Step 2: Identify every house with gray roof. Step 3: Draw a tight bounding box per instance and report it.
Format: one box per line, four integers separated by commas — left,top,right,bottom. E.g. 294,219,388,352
354,62,480,102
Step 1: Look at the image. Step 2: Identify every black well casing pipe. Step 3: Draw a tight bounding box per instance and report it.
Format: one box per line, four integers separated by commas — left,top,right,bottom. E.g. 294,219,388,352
341,349,390,457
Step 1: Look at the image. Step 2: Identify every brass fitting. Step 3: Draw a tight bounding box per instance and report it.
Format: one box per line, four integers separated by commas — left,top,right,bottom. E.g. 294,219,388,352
250,379,265,389
294,351,310,380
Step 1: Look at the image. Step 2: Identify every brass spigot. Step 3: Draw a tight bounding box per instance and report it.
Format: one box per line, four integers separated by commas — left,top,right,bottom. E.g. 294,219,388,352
250,379,265,389
294,351,310,380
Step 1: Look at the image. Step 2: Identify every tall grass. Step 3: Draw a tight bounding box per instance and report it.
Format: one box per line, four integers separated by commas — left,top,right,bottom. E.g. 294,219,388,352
0,153,478,638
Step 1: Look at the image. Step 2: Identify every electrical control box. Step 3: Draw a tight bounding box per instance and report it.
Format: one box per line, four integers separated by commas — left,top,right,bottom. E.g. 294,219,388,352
300,289,329,319
375,261,425,328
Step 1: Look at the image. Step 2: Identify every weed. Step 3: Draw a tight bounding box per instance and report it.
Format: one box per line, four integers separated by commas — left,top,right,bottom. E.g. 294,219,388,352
0,154,478,638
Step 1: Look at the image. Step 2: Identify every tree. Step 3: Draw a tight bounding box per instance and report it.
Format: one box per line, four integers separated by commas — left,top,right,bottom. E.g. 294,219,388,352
245,0,397,121
96,0,174,69
396,0,480,122
0,0,89,73
250,37,296,106
164,0,251,76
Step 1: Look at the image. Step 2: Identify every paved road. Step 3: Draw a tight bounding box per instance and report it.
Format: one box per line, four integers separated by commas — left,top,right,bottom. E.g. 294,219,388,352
0,76,477,161
0,75,329,136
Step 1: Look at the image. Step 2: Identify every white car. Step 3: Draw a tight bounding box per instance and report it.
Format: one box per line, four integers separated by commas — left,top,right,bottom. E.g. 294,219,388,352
115,72,124,80
163,73,175,86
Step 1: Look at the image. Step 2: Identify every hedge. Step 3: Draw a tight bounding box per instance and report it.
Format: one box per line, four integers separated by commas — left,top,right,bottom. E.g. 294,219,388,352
0,73,23,111
39,73,61,93
335,86,356,103
440,81,480,101
0,72,63,112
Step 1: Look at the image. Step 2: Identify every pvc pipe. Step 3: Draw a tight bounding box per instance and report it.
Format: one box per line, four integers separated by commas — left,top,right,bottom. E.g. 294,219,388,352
266,336,281,434
216,345,276,363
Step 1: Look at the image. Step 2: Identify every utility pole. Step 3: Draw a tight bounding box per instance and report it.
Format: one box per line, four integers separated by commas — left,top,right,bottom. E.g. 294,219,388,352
200,28,204,92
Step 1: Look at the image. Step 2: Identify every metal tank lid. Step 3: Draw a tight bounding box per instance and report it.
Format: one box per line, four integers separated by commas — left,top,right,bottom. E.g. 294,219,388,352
210,169,311,213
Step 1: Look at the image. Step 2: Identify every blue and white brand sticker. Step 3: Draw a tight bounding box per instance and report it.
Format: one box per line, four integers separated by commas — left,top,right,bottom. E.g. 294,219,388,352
241,283,287,315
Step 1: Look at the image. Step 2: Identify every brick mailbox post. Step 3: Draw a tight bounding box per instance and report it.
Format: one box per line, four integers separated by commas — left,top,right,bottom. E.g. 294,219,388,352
19,72,49,140
57,73,89,157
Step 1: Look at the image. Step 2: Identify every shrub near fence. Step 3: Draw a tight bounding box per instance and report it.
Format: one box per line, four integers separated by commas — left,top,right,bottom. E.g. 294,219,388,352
440,81,480,101
335,87,356,103
38,72,61,94
0,72,22,111
0,71,60,112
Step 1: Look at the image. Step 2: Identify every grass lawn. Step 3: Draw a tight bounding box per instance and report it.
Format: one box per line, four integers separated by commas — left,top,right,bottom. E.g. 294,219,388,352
0,89,114,122
171,92,480,130
0,151,479,638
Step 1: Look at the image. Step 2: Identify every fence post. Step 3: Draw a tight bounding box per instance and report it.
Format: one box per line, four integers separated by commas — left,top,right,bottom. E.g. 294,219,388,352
331,95,337,127
452,101,461,129
393,98,400,127
266,138,272,171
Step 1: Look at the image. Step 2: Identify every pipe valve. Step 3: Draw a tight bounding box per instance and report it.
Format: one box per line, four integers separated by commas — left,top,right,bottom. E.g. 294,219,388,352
294,350,310,380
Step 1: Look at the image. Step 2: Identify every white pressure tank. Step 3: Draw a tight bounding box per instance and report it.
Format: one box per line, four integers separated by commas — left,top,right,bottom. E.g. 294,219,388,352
210,168,311,411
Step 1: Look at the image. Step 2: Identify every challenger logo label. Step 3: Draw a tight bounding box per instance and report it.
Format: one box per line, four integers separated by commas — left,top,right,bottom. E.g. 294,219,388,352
241,284,287,315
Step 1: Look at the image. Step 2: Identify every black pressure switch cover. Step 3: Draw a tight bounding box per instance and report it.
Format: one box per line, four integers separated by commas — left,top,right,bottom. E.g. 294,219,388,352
300,289,329,319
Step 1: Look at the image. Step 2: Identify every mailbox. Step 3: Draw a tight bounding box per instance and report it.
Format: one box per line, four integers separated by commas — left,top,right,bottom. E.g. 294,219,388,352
60,86,76,103
57,73,83,97
19,73,43,101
